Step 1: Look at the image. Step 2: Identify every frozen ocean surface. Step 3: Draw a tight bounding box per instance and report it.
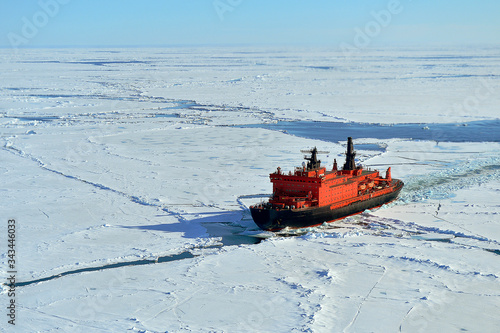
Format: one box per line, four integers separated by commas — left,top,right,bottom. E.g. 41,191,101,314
1,47,499,332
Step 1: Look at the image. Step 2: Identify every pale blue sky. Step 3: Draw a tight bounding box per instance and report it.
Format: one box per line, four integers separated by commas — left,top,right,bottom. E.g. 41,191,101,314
1,0,499,48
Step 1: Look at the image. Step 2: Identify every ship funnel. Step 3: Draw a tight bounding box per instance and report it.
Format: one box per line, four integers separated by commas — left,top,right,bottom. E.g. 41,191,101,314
343,137,356,170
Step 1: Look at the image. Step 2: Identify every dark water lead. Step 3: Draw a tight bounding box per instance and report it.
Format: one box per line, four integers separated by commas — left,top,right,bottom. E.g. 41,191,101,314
154,113,179,118
13,250,199,288
8,116,61,122
13,226,262,288
485,248,500,256
242,119,500,143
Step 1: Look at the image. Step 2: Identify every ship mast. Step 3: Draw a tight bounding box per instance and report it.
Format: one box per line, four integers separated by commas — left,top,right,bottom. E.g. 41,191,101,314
343,137,356,170
304,147,321,170
301,147,329,171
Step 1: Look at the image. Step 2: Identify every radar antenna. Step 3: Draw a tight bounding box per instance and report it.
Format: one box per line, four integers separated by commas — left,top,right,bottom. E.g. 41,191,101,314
300,147,329,171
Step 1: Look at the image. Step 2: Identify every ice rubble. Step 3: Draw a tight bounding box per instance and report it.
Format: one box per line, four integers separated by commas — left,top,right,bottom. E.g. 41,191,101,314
1,47,499,332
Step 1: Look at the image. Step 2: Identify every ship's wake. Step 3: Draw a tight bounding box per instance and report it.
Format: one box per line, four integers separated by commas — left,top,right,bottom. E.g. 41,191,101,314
253,156,500,250
398,156,500,203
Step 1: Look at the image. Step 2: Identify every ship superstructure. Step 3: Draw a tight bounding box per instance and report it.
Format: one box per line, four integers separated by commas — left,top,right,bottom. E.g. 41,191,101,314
250,137,403,231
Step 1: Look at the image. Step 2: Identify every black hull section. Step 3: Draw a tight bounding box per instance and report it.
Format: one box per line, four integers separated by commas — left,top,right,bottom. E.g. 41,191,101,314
251,182,403,231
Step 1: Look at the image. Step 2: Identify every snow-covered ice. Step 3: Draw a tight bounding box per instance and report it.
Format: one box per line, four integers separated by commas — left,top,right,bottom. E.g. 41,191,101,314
1,47,499,332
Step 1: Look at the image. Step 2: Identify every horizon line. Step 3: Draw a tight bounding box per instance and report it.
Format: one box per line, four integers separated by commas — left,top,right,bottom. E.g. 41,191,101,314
1,42,500,50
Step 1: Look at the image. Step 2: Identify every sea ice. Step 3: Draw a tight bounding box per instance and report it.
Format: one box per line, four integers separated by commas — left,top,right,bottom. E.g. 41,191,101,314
1,47,499,332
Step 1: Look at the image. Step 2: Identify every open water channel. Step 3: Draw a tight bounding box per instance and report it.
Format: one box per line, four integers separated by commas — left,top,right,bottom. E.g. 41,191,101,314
242,119,500,144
